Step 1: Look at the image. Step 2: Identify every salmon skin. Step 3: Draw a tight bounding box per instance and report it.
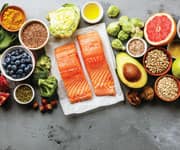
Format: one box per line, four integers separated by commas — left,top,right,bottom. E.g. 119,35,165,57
77,31,116,96
55,42,92,103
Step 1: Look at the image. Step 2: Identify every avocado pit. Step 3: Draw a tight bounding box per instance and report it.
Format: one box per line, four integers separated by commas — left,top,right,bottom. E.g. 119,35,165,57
123,63,141,82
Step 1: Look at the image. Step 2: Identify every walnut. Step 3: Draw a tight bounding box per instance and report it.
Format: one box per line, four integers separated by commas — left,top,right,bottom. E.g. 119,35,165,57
140,86,154,101
126,90,142,106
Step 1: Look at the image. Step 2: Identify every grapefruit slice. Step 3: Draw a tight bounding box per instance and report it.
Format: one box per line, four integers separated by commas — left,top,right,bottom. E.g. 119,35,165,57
144,13,176,46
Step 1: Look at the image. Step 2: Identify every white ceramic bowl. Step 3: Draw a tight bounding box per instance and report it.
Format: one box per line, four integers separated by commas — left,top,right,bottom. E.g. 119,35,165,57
81,1,104,24
13,84,35,104
126,37,147,58
0,45,35,82
177,20,180,39
19,19,50,50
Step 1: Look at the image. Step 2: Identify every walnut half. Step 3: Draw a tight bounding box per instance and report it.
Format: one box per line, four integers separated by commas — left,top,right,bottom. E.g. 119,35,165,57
126,91,142,106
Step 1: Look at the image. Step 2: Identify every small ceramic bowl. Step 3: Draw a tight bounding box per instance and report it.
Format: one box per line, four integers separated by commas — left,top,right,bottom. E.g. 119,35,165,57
19,19,49,50
0,45,35,82
126,37,147,58
0,5,26,32
13,84,35,104
177,20,180,39
154,74,180,102
143,47,172,76
81,1,104,24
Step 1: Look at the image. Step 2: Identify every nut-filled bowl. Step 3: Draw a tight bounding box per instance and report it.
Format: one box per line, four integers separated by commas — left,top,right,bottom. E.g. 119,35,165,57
154,74,180,102
19,19,49,50
0,45,35,82
143,47,172,76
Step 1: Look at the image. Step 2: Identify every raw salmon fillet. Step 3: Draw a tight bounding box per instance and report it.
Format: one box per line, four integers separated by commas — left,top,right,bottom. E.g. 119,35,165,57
77,31,116,96
55,42,92,103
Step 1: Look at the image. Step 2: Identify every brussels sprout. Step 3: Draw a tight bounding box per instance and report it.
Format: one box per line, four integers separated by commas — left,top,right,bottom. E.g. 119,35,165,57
117,30,129,41
131,27,144,38
130,18,144,28
122,21,135,33
119,16,129,26
111,39,125,51
106,22,120,37
107,5,120,18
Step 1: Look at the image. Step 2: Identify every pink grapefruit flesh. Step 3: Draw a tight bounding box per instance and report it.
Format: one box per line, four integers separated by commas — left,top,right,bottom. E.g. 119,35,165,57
144,13,176,46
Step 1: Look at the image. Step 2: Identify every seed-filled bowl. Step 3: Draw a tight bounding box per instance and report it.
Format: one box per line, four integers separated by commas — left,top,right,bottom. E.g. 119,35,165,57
13,83,35,104
143,47,172,76
126,37,147,58
154,74,180,102
19,19,49,50
0,45,35,82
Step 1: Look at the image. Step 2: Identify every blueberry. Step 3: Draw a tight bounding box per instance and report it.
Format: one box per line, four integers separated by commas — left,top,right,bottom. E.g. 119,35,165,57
10,61,15,65
28,64,33,70
9,70,14,75
25,57,32,63
22,73,26,77
11,51,15,56
15,60,21,65
20,64,26,69
7,64,12,70
16,69,23,74
11,65,17,71
19,48,24,54
16,55,21,60
2,62,7,68
5,57,11,64
6,70,10,75
24,66,30,73
12,74,17,79
16,74,21,79
11,56,17,61
7,53,11,57
22,52,28,58
20,59,26,64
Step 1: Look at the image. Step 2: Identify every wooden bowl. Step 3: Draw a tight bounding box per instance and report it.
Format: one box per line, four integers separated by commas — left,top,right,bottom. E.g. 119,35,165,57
154,74,180,102
143,47,172,76
0,5,26,32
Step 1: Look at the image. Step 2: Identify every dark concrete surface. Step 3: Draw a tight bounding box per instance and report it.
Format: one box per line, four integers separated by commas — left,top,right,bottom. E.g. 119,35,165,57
0,0,180,150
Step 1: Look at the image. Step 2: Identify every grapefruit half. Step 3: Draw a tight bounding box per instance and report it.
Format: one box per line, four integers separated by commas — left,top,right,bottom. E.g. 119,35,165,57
144,13,177,46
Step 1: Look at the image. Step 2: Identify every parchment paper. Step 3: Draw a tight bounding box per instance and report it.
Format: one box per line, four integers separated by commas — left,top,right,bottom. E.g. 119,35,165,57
45,23,124,115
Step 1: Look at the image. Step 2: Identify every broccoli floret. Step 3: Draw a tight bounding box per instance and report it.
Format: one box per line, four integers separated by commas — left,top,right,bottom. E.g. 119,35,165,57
36,55,51,71
33,67,49,84
130,18,144,28
117,30,129,41
38,76,58,98
106,22,120,37
107,5,120,18
111,39,125,51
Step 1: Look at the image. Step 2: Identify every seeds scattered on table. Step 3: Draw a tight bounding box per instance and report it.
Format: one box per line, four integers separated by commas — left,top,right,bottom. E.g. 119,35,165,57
157,76,178,101
145,49,169,74
21,21,48,48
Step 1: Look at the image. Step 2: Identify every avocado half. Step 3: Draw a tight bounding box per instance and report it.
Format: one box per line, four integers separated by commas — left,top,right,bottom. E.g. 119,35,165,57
116,52,147,88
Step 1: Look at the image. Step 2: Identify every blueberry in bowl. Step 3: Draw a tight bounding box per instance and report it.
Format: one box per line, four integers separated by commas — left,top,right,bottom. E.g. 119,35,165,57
0,45,35,82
